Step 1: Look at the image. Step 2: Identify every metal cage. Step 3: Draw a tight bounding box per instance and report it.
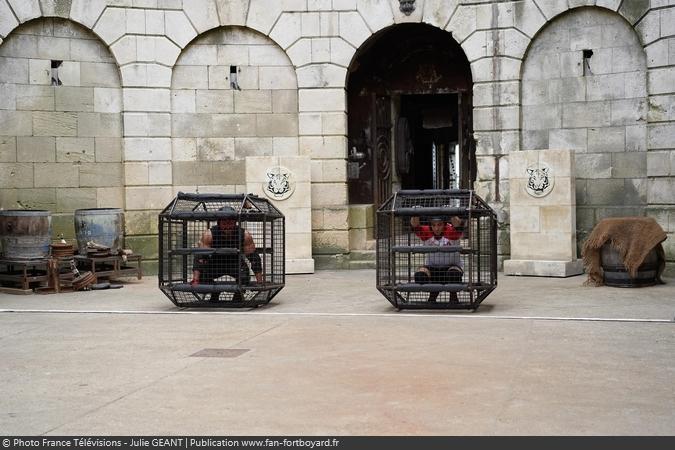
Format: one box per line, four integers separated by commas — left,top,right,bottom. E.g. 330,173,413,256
158,192,285,307
376,189,497,310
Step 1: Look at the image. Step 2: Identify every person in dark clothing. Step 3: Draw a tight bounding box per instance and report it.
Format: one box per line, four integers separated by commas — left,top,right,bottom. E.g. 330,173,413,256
190,206,262,302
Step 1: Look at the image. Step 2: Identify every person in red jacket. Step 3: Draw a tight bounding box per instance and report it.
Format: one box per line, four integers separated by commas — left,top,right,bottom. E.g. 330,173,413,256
410,215,465,302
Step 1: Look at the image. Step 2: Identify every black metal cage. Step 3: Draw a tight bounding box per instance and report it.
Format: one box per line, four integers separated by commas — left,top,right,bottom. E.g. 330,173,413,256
159,192,285,307
376,189,497,310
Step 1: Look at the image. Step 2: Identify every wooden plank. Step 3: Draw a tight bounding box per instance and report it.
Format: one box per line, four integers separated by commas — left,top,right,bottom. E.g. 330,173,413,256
0,287,33,295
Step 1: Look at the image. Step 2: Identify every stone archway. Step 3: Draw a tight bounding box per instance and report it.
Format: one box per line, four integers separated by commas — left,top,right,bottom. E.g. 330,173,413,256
0,18,123,241
346,23,474,207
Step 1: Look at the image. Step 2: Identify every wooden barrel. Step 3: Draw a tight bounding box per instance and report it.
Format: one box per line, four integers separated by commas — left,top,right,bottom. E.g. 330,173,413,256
601,244,658,288
0,210,52,259
74,208,124,253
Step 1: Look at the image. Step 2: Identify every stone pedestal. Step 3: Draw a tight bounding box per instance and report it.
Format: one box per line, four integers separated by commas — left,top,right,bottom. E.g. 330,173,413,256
504,149,583,277
246,156,314,274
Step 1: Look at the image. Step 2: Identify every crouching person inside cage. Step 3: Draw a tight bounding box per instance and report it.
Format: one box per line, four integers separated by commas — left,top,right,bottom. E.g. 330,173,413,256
410,215,465,302
191,206,263,302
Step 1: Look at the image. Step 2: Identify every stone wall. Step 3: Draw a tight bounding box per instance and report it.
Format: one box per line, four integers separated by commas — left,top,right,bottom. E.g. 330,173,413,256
0,17,123,245
521,7,648,253
0,0,672,274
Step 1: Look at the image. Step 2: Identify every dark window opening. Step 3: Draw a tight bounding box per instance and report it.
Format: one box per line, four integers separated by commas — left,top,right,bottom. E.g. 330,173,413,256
51,60,62,86
230,65,240,90
582,49,593,76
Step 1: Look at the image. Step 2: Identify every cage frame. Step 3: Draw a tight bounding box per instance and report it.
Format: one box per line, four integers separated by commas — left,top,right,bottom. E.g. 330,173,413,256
376,189,498,310
158,192,285,308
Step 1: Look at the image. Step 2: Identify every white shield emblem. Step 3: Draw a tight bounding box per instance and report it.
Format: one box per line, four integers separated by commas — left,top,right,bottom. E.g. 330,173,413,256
263,166,295,201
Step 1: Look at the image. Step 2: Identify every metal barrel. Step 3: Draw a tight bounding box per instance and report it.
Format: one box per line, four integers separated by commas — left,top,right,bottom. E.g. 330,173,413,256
0,210,52,260
74,208,124,253
601,244,658,288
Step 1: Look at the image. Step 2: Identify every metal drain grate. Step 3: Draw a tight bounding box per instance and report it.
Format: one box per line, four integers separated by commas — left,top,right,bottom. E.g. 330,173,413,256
190,348,250,358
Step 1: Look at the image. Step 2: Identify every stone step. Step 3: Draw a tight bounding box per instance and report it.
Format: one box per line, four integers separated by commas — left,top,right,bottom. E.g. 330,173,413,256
348,260,376,270
350,250,376,261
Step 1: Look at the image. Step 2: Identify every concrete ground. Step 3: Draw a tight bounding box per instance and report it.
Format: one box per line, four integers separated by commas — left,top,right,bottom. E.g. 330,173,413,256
0,270,673,436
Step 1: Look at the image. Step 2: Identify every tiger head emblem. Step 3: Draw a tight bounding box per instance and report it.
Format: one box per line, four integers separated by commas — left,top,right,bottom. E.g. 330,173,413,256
267,171,289,196
263,166,295,201
526,166,554,197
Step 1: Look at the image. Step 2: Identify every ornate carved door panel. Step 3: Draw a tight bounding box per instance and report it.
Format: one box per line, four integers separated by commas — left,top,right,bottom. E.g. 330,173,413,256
373,95,392,207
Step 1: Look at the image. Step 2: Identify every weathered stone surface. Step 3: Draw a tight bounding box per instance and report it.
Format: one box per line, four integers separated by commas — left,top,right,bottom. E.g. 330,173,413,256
56,137,95,162
95,137,122,162
16,136,55,162
35,163,79,187
77,113,122,137
125,137,172,161
79,162,123,187
165,10,197,48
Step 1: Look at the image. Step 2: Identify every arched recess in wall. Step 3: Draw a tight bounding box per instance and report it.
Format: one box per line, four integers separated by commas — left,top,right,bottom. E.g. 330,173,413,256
345,23,473,206
520,7,648,248
0,18,124,241
170,26,299,192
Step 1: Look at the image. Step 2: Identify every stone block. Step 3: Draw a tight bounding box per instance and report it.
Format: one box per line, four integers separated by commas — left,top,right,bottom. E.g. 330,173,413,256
587,127,625,152
79,163,123,187
96,187,124,208
94,88,122,113
234,137,273,158
35,163,79,187
57,61,81,87
183,0,219,33
338,11,370,48
0,57,28,85
15,85,54,111
647,67,675,95
575,153,612,179
647,95,675,122
0,137,16,162
586,178,625,205
329,37,354,67
625,124,647,152
13,187,56,210
510,205,540,233
93,7,125,44
256,114,298,137
522,104,561,130
56,137,95,162
171,138,197,161
311,182,347,207
648,178,675,204
504,259,584,277
259,67,298,90
312,229,349,254
646,151,670,177
172,66,208,90
172,113,214,138
648,123,675,150
298,88,345,112
125,162,149,186
0,1,19,37
562,101,611,128
195,90,234,114
125,210,159,235
210,160,245,185
95,138,122,162
56,188,97,212
612,98,647,126
511,231,576,260
171,90,197,114
148,161,172,185
165,11,197,49
249,45,292,66
217,45,249,66
311,37,330,62
270,13,302,49
197,137,235,161
16,136,54,163
80,62,120,88
146,9,165,35
296,64,346,88
28,58,50,85
287,39,312,67
125,186,173,210
320,12,339,36
271,90,298,113
70,38,113,64
212,114,257,137
123,88,170,112
0,163,33,188
234,91,272,113
77,113,122,138
111,36,137,66
611,152,646,178
55,87,94,112
32,111,76,136
125,137,172,161
549,129,587,152
622,178,647,205
272,137,298,155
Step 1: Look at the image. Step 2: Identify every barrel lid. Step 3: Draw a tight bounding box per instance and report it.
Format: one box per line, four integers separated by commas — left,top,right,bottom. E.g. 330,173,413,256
75,208,123,215
0,209,51,216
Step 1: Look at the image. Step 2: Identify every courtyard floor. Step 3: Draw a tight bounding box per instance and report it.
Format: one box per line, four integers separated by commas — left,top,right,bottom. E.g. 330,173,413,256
1,270,673,435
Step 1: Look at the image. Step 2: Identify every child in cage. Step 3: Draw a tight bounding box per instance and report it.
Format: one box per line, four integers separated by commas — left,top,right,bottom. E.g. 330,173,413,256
191,206,263,302
410,215,465,302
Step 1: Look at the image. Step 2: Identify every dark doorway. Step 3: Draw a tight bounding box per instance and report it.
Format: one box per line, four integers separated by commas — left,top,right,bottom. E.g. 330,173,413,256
347,23,474,206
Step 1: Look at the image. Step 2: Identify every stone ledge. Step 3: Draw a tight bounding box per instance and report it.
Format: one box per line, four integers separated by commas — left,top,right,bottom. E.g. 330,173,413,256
504,259,584,278
286,258,315,274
